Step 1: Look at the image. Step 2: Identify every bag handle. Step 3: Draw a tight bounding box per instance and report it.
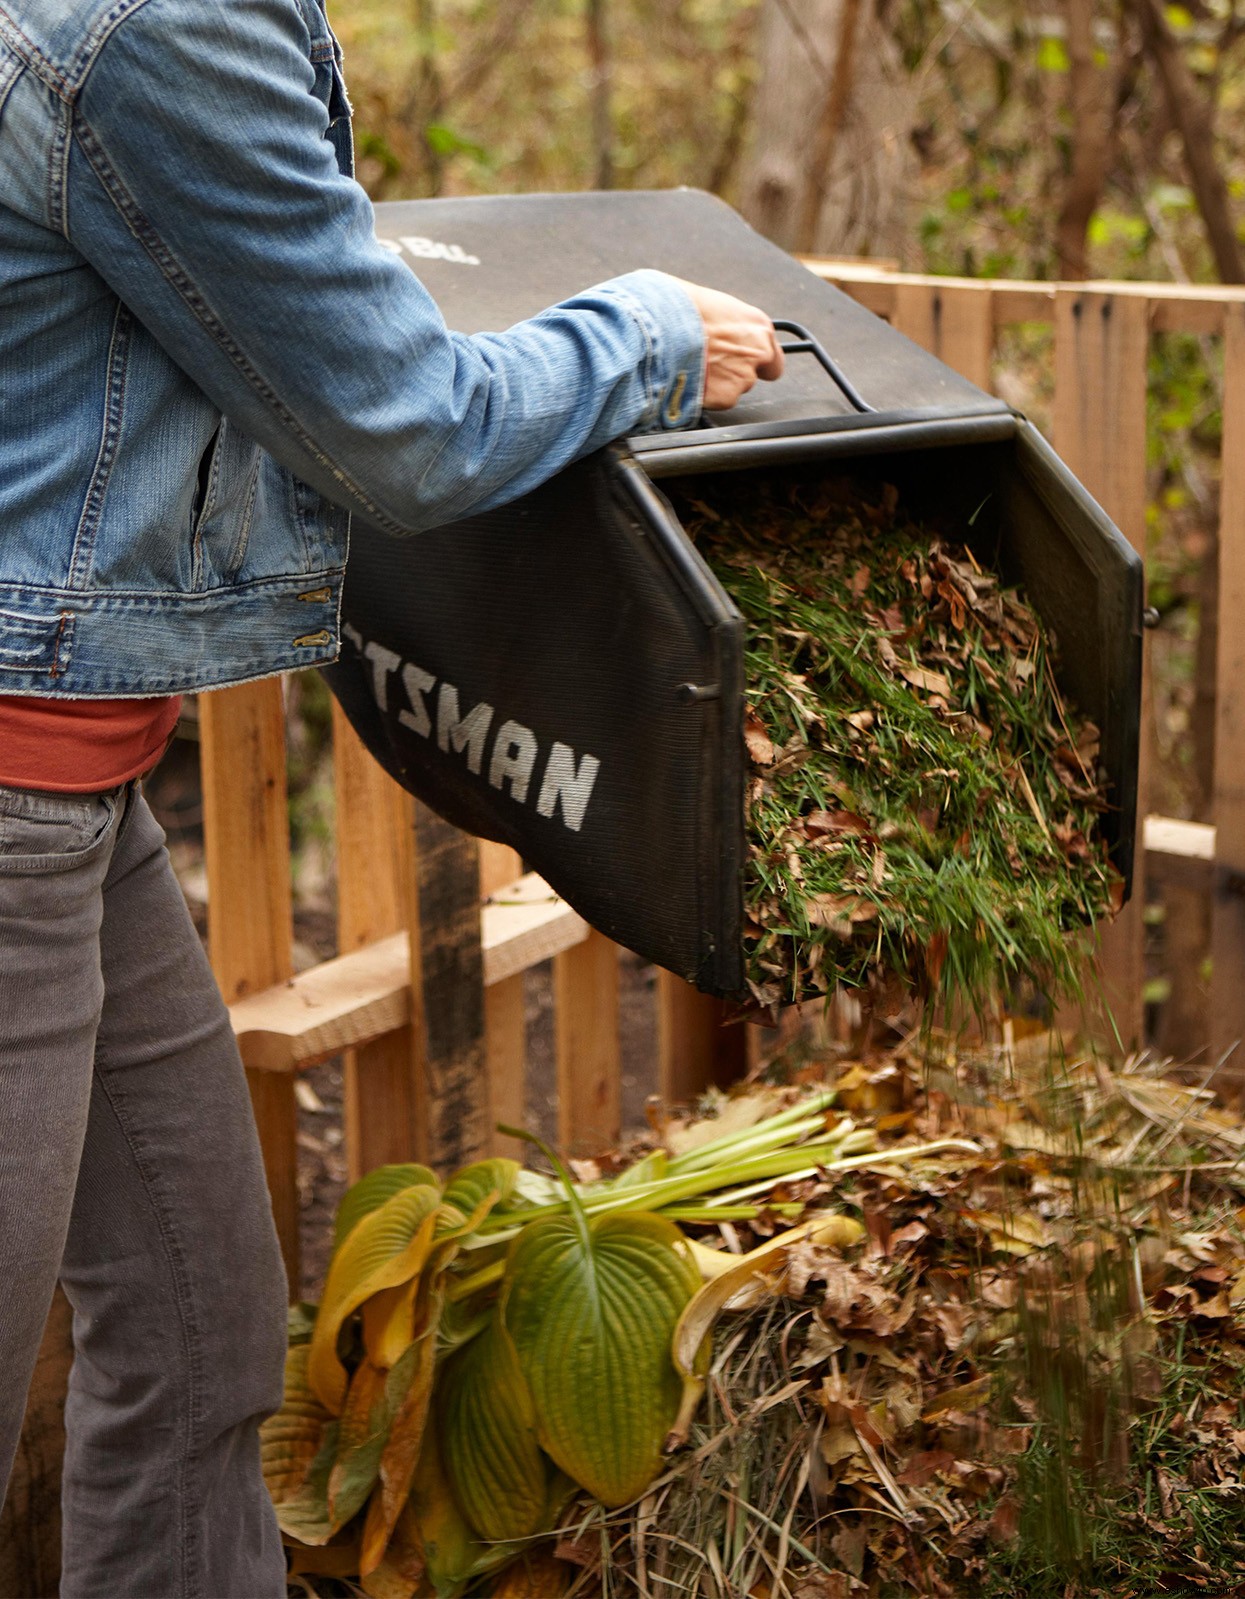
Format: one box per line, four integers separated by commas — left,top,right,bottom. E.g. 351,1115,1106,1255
771,318,875,415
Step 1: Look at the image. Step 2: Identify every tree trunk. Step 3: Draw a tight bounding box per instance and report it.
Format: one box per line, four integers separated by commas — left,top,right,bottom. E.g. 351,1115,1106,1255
1056,0,1119,279
1134,0,1245,282
740,0,913,258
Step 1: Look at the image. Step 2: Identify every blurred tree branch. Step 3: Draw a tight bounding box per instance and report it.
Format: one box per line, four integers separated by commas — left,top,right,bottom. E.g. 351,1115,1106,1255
586,0,614,190
1133,0,1245,282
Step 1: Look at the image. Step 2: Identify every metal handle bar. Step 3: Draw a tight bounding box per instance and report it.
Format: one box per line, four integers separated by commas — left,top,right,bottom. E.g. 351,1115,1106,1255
771,318,875,414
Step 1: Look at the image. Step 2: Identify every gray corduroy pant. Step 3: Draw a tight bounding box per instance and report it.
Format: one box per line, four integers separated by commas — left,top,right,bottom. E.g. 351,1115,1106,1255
0,781,288,1598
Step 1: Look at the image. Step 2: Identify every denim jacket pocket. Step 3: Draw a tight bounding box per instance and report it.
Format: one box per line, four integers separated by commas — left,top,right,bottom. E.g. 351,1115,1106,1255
0,609,74,683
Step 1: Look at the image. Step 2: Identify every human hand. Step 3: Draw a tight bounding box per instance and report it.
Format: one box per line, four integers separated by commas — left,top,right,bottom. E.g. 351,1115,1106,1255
666,277,785,409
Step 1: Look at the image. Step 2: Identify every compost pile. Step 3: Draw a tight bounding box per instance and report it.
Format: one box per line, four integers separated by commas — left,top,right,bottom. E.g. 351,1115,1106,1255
672,475,1119,1009
281,1037,1245,1599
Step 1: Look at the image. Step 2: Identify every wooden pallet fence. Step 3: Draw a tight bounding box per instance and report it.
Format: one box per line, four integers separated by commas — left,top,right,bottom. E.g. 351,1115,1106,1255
809,259,1245,1083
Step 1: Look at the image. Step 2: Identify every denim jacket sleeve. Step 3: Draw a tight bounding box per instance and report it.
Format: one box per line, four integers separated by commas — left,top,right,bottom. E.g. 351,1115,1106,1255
65,0,706,536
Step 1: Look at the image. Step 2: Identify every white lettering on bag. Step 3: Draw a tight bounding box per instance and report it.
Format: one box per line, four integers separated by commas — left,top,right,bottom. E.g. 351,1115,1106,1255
437,683,494,774
342,631,600,833
399,663,436,738
536,743,601,833
489,720,539,804
397,234,481,267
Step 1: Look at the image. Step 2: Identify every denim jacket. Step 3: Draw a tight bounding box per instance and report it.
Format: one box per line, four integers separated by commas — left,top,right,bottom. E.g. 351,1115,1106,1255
0,0,705,697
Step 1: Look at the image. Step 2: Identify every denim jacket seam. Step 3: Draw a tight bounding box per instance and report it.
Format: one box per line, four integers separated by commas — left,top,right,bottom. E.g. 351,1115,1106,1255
0,0,153,103
0,568,343,607
47,99,71,237
68,300,132,588
0,11,72,100
67,0,157,96
622,292,660,424
69,112,411,540
223,451,263,580
598,281,678,427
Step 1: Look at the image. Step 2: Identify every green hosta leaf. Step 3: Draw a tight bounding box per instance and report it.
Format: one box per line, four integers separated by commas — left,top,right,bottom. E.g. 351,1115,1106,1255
501,1210,699,1506
437,1292,494,1357
311,1184,441,1413
335,1164,440,1250
271,1413,339,1545
440,1158,519,1226
261,1340,333,1508
608,1149,667,1190
438,1311,550,1541
288,1300,319,1346
407,1423,557,1599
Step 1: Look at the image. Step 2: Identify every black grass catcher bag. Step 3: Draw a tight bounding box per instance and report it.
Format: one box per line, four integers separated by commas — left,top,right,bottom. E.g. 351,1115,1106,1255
323,192,1143,999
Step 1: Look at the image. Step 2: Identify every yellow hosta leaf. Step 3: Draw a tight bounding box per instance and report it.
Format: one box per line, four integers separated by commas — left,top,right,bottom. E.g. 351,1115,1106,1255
360,1294,442,1576
502,1210,699,1507
362,1280,422,1371
310,1185,441,1413
441,1158,519,1225
439,1312,550,1542
335,1164,440,1251
261,1341,333,1506
362,1192,502,1373
359,1499,426,1599
668,1218,845,1450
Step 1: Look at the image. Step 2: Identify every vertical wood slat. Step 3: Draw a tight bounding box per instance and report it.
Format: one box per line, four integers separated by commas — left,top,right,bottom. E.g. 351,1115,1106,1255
408,804,490,1170
1211,304,1245,1093
892,281,995,391
332,704,420,1180
479,841,527,1157
555,929,620,1152
1052,288,1152,1052
199,679,300,1282
657,971,748,1107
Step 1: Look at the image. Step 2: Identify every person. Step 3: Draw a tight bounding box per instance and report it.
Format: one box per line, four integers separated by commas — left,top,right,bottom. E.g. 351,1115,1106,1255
0,0,783,1593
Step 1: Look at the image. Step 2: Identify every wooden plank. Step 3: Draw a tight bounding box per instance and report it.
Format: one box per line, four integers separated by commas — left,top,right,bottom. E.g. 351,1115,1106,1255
480,842,527,1158
892,280,994,390
408,804,490,1169
228,872,587,1074
199,679,300,1281
805,260,1245,335
332,705,421,1180
1052,288,1151,1052
1146,814,1215,863
656,971,748,1108
481,876,589,985
1211,302,1245,1093
555,928,620,1153
232,931,409,1072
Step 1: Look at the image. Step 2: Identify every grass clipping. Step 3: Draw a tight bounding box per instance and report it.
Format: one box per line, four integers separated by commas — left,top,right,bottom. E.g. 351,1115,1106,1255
673,474,1120,1010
